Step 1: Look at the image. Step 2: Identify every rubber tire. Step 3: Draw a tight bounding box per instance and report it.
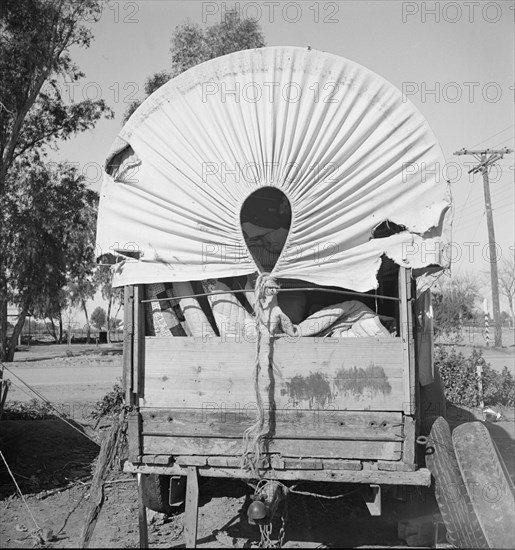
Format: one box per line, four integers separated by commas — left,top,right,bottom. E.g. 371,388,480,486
453,421,515,549
425,416,488,548
140,474,186,515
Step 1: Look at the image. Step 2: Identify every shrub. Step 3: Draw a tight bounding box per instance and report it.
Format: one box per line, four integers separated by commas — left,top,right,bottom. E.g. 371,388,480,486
1,399,65,420
91,380,124,420
482,365,515,407
436,346,515,407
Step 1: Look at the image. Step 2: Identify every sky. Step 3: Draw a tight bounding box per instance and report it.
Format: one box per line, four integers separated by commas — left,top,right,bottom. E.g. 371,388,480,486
49,0,514,320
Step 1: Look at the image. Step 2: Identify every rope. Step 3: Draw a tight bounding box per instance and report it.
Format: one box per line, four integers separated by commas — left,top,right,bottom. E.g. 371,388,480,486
0,450,43,542
0,362,99,446
241,273,279,477
288,486,361,499
140,287,401,303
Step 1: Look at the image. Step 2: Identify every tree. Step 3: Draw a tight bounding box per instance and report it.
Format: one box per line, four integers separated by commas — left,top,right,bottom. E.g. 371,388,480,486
35,289,66,344
64,190,99,343
3,158,99,358
171,10,265,75
123,71,172,122
432,274,480,342
90,306,106,331
123,9,266,121
93,266,123,343
498,255,515,327
0,0,112,360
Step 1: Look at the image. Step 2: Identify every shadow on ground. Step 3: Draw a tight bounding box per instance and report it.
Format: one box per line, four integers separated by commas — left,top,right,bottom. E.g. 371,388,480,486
0,418,99,498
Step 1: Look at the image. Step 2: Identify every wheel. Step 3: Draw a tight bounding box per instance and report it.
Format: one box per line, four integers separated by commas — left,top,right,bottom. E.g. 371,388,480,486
453,422,515,549
425,416,488,548
140,474,186,514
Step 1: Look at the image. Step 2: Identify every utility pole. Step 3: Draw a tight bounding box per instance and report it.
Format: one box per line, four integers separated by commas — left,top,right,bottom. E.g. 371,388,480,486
454,147,513,348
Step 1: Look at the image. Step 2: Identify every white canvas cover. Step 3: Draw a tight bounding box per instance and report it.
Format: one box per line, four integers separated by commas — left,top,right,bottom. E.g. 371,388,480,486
96,47,452,290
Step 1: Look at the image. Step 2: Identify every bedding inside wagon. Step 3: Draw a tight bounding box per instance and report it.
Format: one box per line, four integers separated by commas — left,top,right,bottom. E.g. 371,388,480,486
143,265,399,339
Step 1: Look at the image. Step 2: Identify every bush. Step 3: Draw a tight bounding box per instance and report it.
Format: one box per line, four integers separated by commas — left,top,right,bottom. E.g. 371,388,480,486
436,346,515,407
91,380,124,420
1,399,65,420
482,365,515,407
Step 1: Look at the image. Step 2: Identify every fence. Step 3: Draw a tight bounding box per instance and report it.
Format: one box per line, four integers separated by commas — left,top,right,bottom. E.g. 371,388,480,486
8,321,124,345
435,322,515,347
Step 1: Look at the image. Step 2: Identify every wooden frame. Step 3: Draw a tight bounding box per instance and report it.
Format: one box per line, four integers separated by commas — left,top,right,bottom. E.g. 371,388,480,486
124,267,426,547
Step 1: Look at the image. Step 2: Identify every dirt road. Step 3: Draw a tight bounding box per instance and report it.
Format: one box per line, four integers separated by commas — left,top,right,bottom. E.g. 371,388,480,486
5,352,122,410
0,345,513,548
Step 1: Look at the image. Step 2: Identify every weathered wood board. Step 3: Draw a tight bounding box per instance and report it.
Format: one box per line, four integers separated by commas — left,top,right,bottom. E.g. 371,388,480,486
125,462,432,486
142,434,402,460
140,409,404,441
142,337,406,411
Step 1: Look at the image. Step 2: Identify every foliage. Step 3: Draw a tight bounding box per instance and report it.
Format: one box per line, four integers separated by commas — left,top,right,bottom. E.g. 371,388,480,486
93,265,123,341
2,399,65,420
63,187,99,342
109,317,122,330
482,365,515,407
91,381,124,420
432,275,480,342
171,11,265,75
3,159,99,353
498,254,515,325
0,0,111,184
90,306,107,330
123,70,172,122
0,0,111,361
123,9,266,122
436,346,515,407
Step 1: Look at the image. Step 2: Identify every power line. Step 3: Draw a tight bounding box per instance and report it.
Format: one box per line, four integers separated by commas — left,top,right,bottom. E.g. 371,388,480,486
469,125,514,149
459,188,515,214
470,211,486,243
455,191,514,226
455,181,476,227
490,136,515,150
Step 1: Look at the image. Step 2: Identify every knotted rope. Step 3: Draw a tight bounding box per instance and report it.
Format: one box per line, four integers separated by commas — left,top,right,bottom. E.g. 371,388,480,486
241,273,279,477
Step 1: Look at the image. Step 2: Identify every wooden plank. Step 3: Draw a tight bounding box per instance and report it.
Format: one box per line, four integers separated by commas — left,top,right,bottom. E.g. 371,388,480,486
399,268,416,415
402,415,416,468
123,286,134,405
142,337,405,411
176,456,207,467
283,459,323,470
206,456,269,468
137,473,149,549
142,435,402,461
140,409,404,441
184,467,199,549
377,461,416,472
140,455,173,465
322,459,362,471
127,410,142,463
133,285,142,399
125,462,432,487
207,456,242,468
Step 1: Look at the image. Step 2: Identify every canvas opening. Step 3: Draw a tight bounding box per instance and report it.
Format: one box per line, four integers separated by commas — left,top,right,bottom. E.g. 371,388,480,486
240,187,292,272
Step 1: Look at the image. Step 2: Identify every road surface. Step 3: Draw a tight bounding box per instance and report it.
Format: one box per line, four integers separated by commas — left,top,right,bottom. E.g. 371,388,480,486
3,352,122,420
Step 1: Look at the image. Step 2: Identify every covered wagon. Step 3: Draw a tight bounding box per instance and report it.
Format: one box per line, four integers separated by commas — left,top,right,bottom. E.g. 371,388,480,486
96,46,453,546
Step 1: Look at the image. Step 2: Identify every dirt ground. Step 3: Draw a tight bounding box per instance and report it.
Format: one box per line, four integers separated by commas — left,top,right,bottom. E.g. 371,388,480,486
1,347,514,548
0,416,439,549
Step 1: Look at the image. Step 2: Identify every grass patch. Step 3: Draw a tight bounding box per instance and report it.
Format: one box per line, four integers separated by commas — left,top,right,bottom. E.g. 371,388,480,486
1,399,66,420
